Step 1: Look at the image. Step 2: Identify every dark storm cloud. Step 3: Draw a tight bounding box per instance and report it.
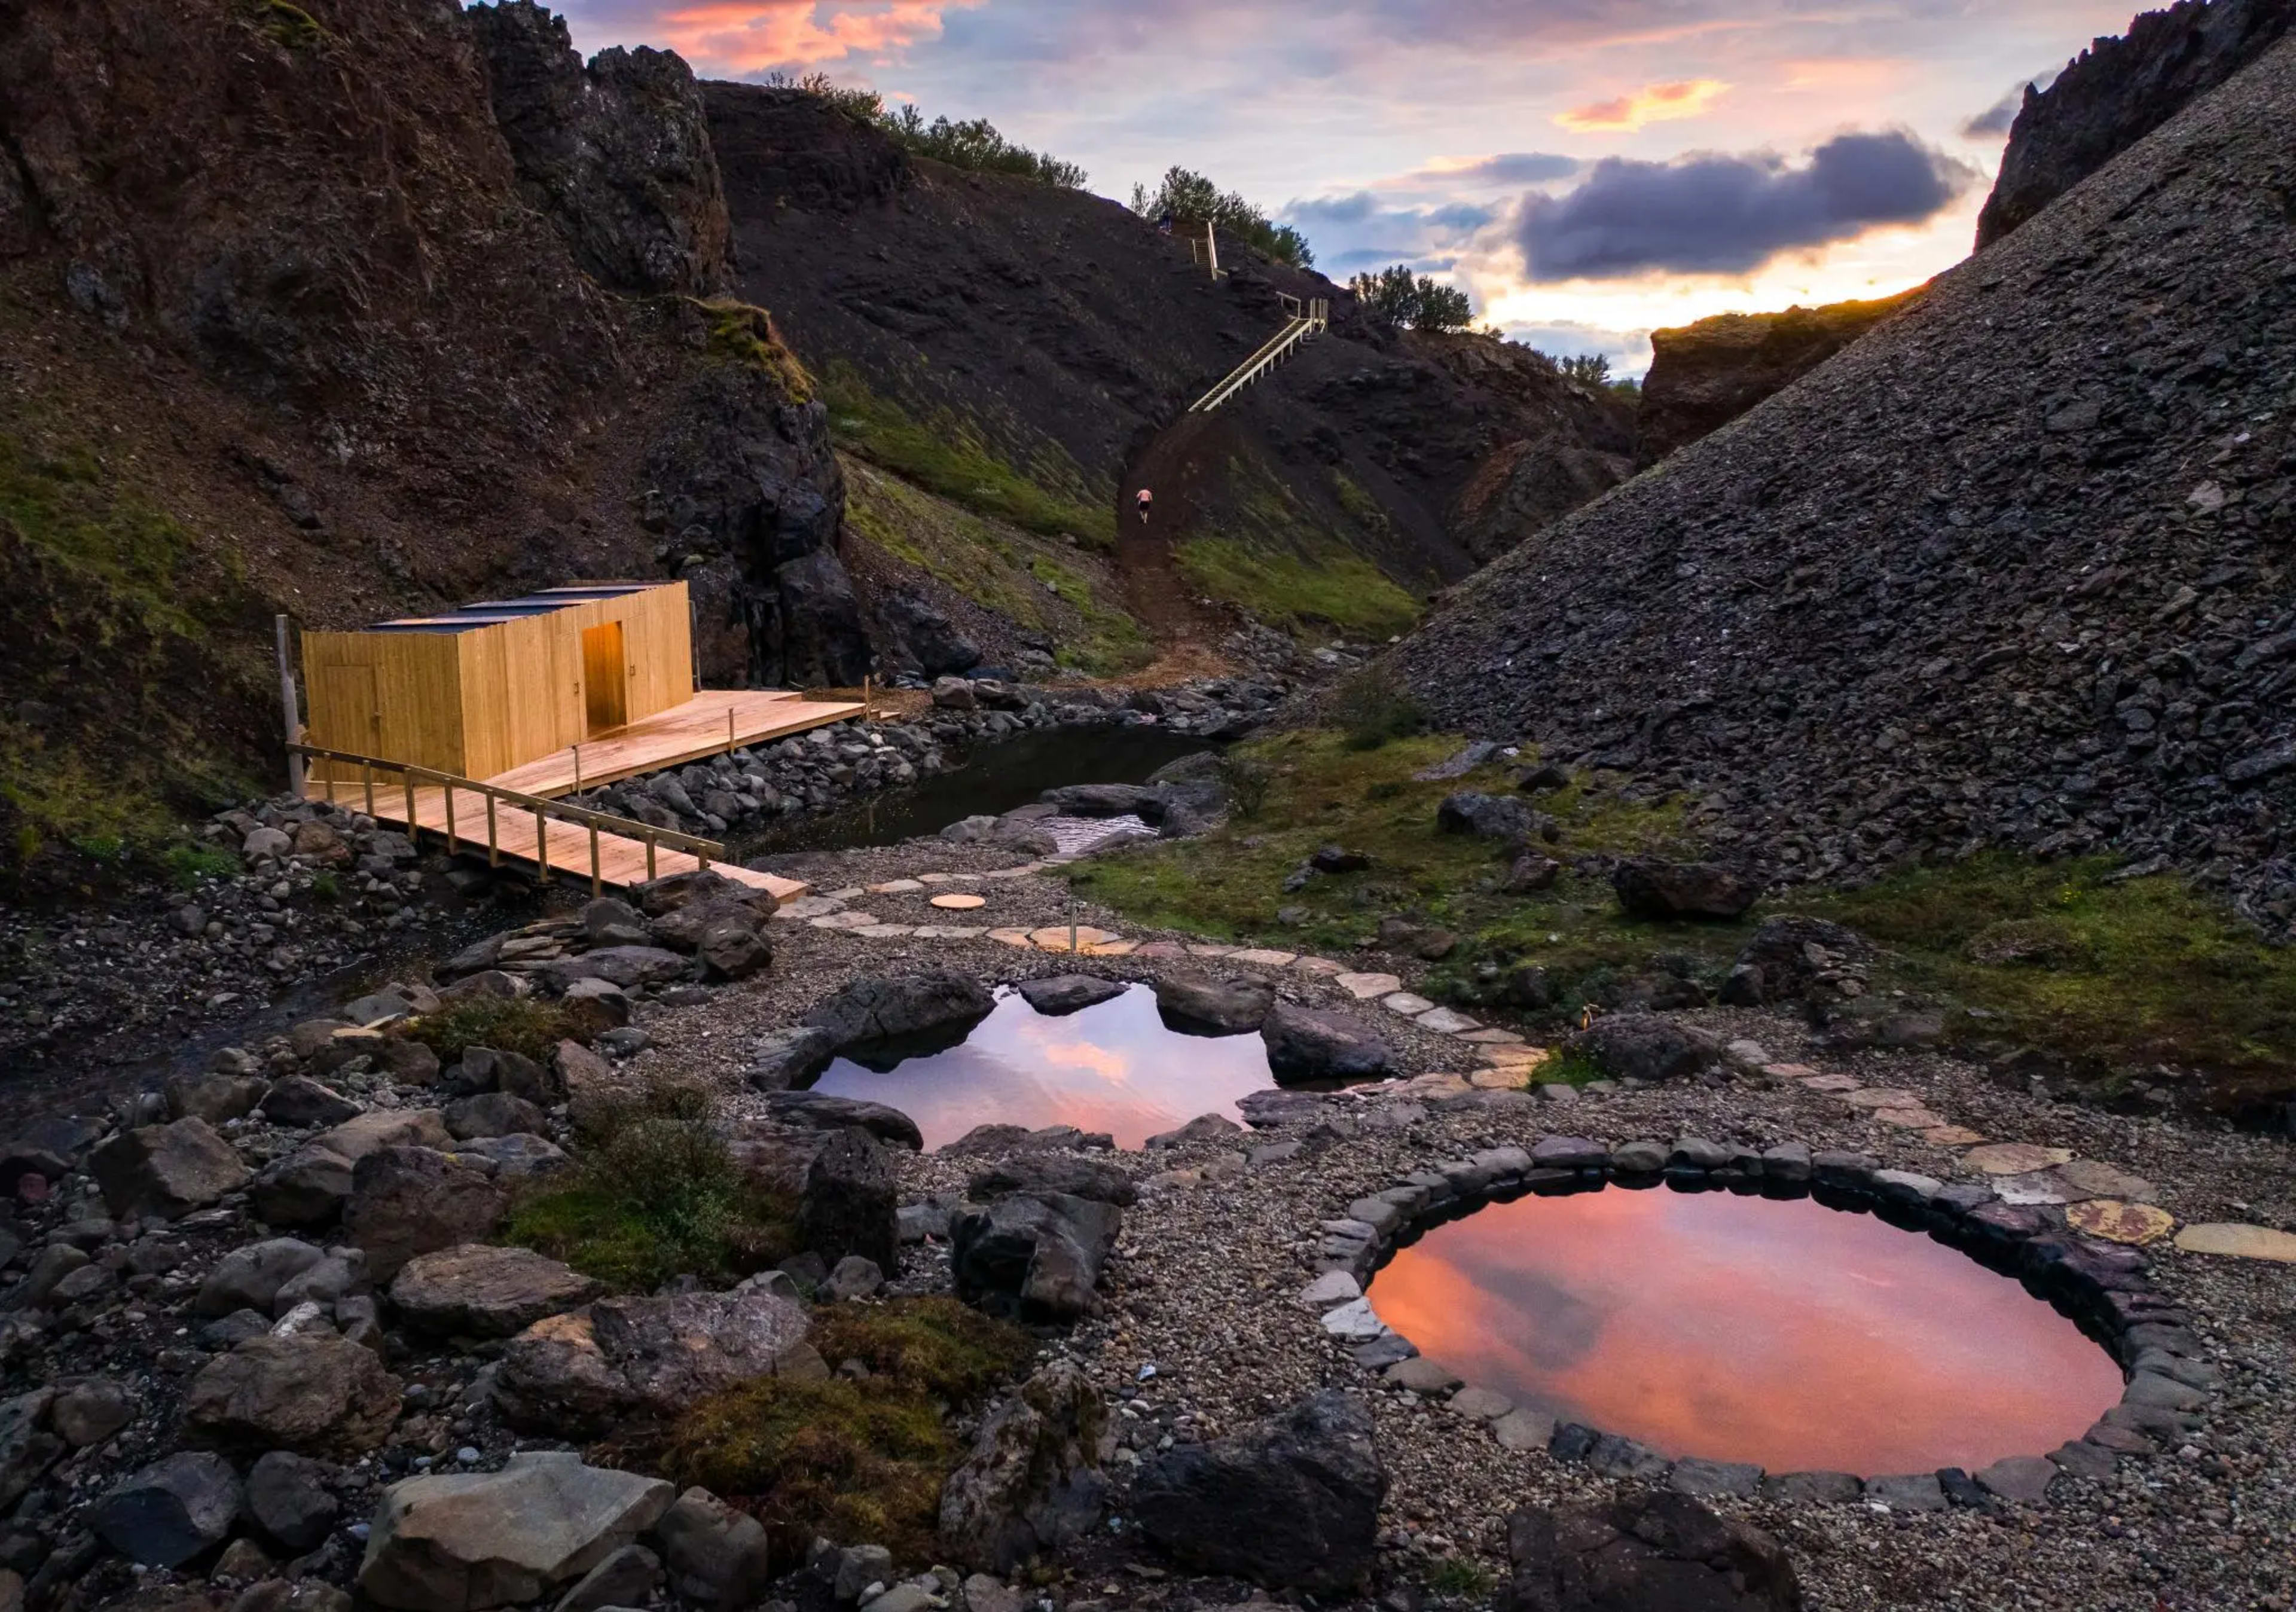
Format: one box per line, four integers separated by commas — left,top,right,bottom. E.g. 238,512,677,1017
1515,128,1979,280
1280,192,1495,274
1959,68,2060,139
1430,152,1582,185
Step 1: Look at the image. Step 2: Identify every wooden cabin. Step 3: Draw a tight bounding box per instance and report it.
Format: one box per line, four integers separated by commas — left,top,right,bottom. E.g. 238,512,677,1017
301,582,694,780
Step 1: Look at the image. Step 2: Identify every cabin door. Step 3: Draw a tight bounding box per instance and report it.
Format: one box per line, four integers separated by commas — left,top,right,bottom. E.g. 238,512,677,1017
582,622,628,735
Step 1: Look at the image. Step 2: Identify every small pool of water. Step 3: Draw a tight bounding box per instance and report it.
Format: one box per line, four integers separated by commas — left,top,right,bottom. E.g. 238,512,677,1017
740,725,1210,856
805,982,1274,1149
1368,1187,2126,1474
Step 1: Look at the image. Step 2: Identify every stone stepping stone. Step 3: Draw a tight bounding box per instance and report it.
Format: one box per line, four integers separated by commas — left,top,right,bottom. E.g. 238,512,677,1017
855,924,915,939
1400,1073,1475,1097
1765,1063,1822,1079
1450,1387,1514,1421
1921,1125,1986,1146
775,896,846,920
1796,1073,1861,1093
1993,1170,2070,1206
1335,972,1405,1000
1477,1045,1546,1068
1187,944,1238,957
930,893,987,911
1469,1067,1529,1090
1962,1142,2074,1174
1293,957,1346,977
1380,991,1436,1016
1873,1107,1948,1129
2067,1200,2176,1245
912,926,988,940
980,866,1037,880
1085,939,1138,957
2172,1222,2296,1262
1842,1088,1922,1109
1297,1271,1362,1307
825,887,865,900
1031,926,1119,953
918,872,983,886
1320,1299,1389,1342
1414,1008,1481,1034
987,929,1036,948
1231,948,1299,967
2051,1159,2158,1202
1492,1408,1556,1451
1132,941,1189,958
810,911,880,930
866,879,924,894
1460,1028,1526,1045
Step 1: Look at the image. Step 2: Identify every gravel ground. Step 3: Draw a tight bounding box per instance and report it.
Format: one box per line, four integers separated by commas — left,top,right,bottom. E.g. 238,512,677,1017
629,840,2296,1612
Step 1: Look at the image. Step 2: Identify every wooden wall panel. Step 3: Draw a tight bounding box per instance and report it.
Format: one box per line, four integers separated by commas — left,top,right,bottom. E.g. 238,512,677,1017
301,630,465,774
458,612,586,780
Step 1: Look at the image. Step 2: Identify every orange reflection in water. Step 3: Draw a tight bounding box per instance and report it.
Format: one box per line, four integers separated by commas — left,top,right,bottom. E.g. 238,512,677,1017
1367,1187,2127,1474
809,985,1275,1150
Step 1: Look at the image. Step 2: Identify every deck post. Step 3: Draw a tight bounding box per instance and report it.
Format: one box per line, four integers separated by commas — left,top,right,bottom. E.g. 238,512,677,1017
533,805,550,884
404,775,418,846
572,744,582,796
645,834,657,882
487,795,499,868
276,615,304,798
727,707,735,757
589,823,602,896
362,764,375,818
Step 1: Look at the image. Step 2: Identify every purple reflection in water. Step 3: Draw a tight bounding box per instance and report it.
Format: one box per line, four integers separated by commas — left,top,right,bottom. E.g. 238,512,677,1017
808,984,1275,1150
1369,1186,2126,1474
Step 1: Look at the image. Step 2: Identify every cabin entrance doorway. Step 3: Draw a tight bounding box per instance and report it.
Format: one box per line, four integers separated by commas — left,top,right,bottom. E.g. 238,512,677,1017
582,622,628,735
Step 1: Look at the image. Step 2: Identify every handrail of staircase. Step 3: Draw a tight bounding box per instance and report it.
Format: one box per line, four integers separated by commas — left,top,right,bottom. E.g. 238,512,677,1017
1190,317,1311,413
289,740,723,892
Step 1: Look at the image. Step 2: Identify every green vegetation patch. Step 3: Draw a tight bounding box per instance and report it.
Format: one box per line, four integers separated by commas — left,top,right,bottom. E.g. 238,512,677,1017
632,1297,1032,1565
820,365,1114,548
695,300,813,402
239,0,328,48
1176,537,1420,642
505,1084,795,1291
398,995,596,1065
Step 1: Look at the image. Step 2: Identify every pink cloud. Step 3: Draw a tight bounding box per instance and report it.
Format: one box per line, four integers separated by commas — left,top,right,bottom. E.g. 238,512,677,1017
651,1,982,72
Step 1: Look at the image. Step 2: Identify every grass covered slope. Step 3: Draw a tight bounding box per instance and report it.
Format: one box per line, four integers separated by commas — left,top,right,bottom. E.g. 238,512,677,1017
1069,727,2296,1107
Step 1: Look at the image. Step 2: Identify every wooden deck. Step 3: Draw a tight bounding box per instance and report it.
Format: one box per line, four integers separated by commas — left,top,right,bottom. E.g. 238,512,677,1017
304,774,808,903
487,689,865,800
300,687,866,903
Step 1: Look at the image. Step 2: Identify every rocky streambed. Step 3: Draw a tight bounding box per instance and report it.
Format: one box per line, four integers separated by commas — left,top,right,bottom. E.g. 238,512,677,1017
0,825,2291,1612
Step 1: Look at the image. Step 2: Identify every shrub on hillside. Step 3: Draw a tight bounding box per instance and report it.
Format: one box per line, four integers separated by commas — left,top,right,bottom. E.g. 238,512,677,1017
1349,265,1473,332
398,995,596,1064
1129,167,1314,268
1332,672,1427,751
772,72,1088,188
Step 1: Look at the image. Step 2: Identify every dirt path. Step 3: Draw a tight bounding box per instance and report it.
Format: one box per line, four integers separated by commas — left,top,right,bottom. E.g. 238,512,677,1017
1115,411,1241,653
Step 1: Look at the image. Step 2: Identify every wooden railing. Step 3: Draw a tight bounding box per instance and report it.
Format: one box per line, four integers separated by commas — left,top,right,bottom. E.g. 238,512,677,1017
1188,297,1331,414
291,741,725,896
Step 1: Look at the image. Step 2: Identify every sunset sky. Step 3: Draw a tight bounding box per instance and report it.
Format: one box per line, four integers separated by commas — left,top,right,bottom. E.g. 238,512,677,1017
539,0,2148,371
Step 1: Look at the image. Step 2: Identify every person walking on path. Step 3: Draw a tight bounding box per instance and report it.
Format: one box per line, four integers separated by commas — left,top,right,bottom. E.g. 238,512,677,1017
1135,487,1153,524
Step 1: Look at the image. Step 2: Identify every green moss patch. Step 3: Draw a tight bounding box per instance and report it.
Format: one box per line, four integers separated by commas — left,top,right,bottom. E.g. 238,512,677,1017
398,996,596,1065
240,0,327,48
821,364,1113,547
505,1085,796,1290
694,298,814,403
1176,538,1419,642
810,1296,1034,1401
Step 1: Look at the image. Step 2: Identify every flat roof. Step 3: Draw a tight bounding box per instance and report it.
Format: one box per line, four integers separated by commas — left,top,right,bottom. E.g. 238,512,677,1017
359,581,670,633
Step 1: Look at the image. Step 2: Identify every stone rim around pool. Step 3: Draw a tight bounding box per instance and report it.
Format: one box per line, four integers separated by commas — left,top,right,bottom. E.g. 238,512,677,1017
1299,1137,2214,1510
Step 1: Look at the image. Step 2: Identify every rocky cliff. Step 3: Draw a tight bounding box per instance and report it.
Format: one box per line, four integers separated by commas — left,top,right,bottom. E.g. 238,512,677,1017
1634,289,1923,465
1391,36,2296,933
0,0,850,884
1977,0,2292,248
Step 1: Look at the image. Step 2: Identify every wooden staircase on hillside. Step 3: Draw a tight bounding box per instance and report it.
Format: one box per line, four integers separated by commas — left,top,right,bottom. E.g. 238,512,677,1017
1189,294,1330,414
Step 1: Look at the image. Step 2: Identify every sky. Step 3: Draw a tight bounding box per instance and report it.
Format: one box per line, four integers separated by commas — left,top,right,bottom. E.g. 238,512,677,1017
540,0,2147,374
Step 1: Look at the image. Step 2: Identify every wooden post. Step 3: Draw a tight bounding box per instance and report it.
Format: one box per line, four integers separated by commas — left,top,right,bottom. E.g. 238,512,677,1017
588,822,602,896
362,764,375,818
533,804,550,883
645,834,658,883
404,774,418,842
486,795,500,868
443,782,456,851
572,744,582,796
727,706,735,758
276,616,304,797
862,675,872,722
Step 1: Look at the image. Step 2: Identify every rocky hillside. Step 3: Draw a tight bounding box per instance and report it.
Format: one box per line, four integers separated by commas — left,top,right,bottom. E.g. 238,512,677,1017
1391,35,2296,932
0,0,867,887
702,84,1634,653
1634,289,1924,465
1977,0,2292,246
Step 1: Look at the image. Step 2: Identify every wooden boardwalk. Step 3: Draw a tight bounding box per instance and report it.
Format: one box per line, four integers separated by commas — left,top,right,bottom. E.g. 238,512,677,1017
488,689,864,800
301,688,866,903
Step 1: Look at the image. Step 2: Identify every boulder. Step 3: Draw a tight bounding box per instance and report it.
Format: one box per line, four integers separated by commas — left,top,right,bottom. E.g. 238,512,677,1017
166,1072,268,1125
358,1451,674,1612
1144,1113,1247,1150
450,1133,572,1178
823,1254,884,1301
1437,792,1553,848
647,894,769,954
196,1238,328,1316
493,1289,819,1436
1015,976,1128,1016
1718,916,1872,1006
1502,1491,1803,1611
580,897,652,948
800,972,995,1050
91,1451,243,1568
1039,783,1166,820
1260,1004,1396,1085
743,1025,838,1092
261,1077,364,1129
444,1092,548,1141
938,1361,1108,1573
89,1118,251,1219
1611,860,1761,921
389,1245,602,1338
1570,1015,1723,1083
1130,1391,1385,1592
540,946,692,993
798,1128,900,1275
553,1544,662,1612
881,591,981,679
932,676,979,711
966,1156,1137,1208
251,1150,359,1228
762,1092,924,1151
1153,977,1274,1035
554,1038,618,1101
460,1047,561,1106
51,1378,135,1446
247,1451,341,1552
951,1193,1121,1323
655,1486,773,1610
183,1333,403,1455
345,1147,511,1280
695,915,773,982
0,1390,63,1512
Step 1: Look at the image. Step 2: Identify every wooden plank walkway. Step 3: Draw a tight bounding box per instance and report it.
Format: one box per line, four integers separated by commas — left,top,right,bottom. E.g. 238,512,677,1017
487,689,865,801
304,771,808,903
